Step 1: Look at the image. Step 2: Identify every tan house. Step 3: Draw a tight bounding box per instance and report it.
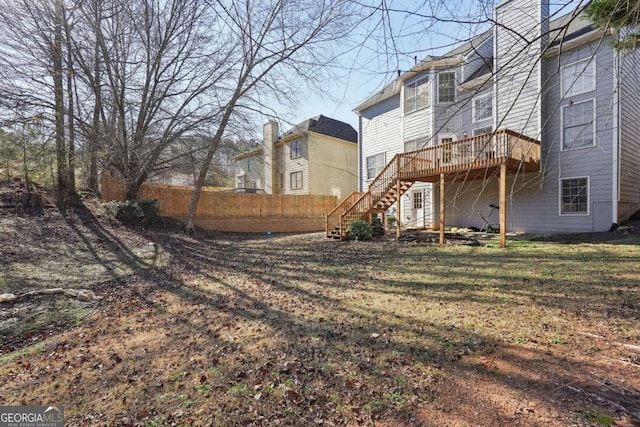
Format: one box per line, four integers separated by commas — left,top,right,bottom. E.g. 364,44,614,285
233,115,358,200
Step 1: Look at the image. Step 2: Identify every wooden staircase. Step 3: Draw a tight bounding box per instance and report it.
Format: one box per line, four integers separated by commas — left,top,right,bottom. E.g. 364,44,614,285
326,154,414,239
326,129,542,240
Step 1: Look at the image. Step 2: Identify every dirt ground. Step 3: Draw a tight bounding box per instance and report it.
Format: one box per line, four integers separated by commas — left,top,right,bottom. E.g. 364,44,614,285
1,181,639,427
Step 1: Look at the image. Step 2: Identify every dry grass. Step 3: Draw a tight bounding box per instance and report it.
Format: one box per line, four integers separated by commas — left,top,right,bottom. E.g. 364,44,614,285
1,218,640,426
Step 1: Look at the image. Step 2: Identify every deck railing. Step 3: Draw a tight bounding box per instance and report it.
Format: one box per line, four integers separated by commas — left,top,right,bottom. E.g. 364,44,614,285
397,129,540,179
326,191,364,235
326,129,540,239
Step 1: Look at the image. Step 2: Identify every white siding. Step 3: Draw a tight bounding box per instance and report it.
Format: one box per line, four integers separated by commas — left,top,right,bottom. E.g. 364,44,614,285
619,45,640,214
494,0,548,139
359,96,402,189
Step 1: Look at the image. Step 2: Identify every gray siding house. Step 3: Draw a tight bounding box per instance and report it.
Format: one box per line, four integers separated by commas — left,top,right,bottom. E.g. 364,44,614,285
350,0,640,235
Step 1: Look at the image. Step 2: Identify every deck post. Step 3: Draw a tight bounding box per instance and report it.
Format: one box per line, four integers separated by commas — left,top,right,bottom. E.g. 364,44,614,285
439,174,445,245
396,177,401,239
499,163,506,248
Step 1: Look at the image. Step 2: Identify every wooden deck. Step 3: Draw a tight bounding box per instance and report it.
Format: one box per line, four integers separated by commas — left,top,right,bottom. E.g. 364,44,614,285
326,129,541,245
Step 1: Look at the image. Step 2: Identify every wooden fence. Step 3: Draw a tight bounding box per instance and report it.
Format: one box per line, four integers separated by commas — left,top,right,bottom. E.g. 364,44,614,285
100,170,337,233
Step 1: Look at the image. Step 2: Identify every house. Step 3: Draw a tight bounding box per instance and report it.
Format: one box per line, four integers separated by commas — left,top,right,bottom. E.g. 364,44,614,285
233,115,358,200
327,0,640,244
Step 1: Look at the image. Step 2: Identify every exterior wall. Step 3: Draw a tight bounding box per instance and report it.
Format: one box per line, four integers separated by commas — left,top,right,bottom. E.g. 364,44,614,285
307,133,358,200
494,0,548,139
262,121,279,194
619,45,640,221
234,152,265,190
280,136,310,195
359,95,402,190
431,38,617,234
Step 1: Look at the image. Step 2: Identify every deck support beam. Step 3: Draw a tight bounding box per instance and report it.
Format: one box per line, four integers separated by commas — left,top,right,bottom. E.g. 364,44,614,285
396,176,402,239
499,163,506,248
439,174,445,245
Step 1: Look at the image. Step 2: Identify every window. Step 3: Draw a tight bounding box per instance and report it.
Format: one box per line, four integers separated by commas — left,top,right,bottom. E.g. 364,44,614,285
413,191,423,210
290,171,303,190
438,71,456,103
279,173,283,189
404,77,430,114
404,136,429,152
472,93,492,122
366,153,386,180
562,58,596,97
473,126,493,136
247,157,253,171
562,99,595,150
290,140,302,159
560,177,589,215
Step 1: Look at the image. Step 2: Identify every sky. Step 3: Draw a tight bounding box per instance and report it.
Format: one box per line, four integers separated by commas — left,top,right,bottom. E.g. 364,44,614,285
281,0,585,132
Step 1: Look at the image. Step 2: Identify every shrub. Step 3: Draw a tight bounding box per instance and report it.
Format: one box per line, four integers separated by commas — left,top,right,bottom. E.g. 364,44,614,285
101,199,160,227
348,219,373,241
371,214,384,236
386,215,397,228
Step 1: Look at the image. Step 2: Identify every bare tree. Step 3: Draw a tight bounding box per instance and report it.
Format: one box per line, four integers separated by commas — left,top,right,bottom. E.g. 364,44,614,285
71,0,232,200
182,0,359,233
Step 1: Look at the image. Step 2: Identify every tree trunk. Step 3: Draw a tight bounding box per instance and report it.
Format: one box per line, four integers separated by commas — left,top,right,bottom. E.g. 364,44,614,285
64,5,76,200
52,0,67,209
184,104,237,234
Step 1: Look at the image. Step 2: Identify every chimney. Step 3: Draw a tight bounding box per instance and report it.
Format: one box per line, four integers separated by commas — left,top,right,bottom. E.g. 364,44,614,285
262,121,279,194
494,0,549,139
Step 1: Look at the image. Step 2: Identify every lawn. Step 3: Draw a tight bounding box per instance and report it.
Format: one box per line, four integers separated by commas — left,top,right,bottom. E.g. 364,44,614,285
1,208,639,426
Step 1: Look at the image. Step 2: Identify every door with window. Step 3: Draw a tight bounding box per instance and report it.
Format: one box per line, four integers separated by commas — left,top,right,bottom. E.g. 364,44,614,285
410,189,424,229
437,133,457,165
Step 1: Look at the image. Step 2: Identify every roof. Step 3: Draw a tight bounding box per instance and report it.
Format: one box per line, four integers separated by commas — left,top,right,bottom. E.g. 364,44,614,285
281,115,357,144
355,6,600,113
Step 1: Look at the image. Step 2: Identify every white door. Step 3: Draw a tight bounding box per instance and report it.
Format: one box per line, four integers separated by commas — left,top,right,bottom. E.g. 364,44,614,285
410,189,425,228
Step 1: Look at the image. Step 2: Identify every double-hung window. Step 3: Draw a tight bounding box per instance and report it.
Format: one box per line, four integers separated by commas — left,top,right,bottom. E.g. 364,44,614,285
562,99,595,150
560,177,589,215
438,71,456,103
472,93,492,122
404,136,429,152
290,140,302,159
366,153,386,180
404,77,430,114
562,58,596,97
290,171,303,190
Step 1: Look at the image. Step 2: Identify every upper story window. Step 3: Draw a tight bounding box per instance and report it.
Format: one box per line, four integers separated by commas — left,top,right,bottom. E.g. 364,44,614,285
290,140,302,159
247,157,253,171
438,71,456,103
562,58,596,97
472,93,492,122
404,76,430,114
562,99,595,151
404,136,429,152
366,153,386,180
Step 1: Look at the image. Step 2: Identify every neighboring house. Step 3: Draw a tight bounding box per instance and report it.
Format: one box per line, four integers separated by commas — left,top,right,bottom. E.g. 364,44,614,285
330,0,640,240
233,115,358,200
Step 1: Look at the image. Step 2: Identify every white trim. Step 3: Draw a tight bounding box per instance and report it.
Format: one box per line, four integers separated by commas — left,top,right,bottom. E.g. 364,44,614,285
612,41,620,225
472,92,493,123
561,57,596,97
559,176,590,216
560,98,597,151
437,71,456,104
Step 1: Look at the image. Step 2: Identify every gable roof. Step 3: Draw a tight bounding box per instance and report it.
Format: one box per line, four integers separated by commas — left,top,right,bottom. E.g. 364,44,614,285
281,115,357,143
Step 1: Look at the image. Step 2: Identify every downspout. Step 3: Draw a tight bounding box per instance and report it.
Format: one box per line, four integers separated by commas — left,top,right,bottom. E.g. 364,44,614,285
357,113,363,192
610,30,620,231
